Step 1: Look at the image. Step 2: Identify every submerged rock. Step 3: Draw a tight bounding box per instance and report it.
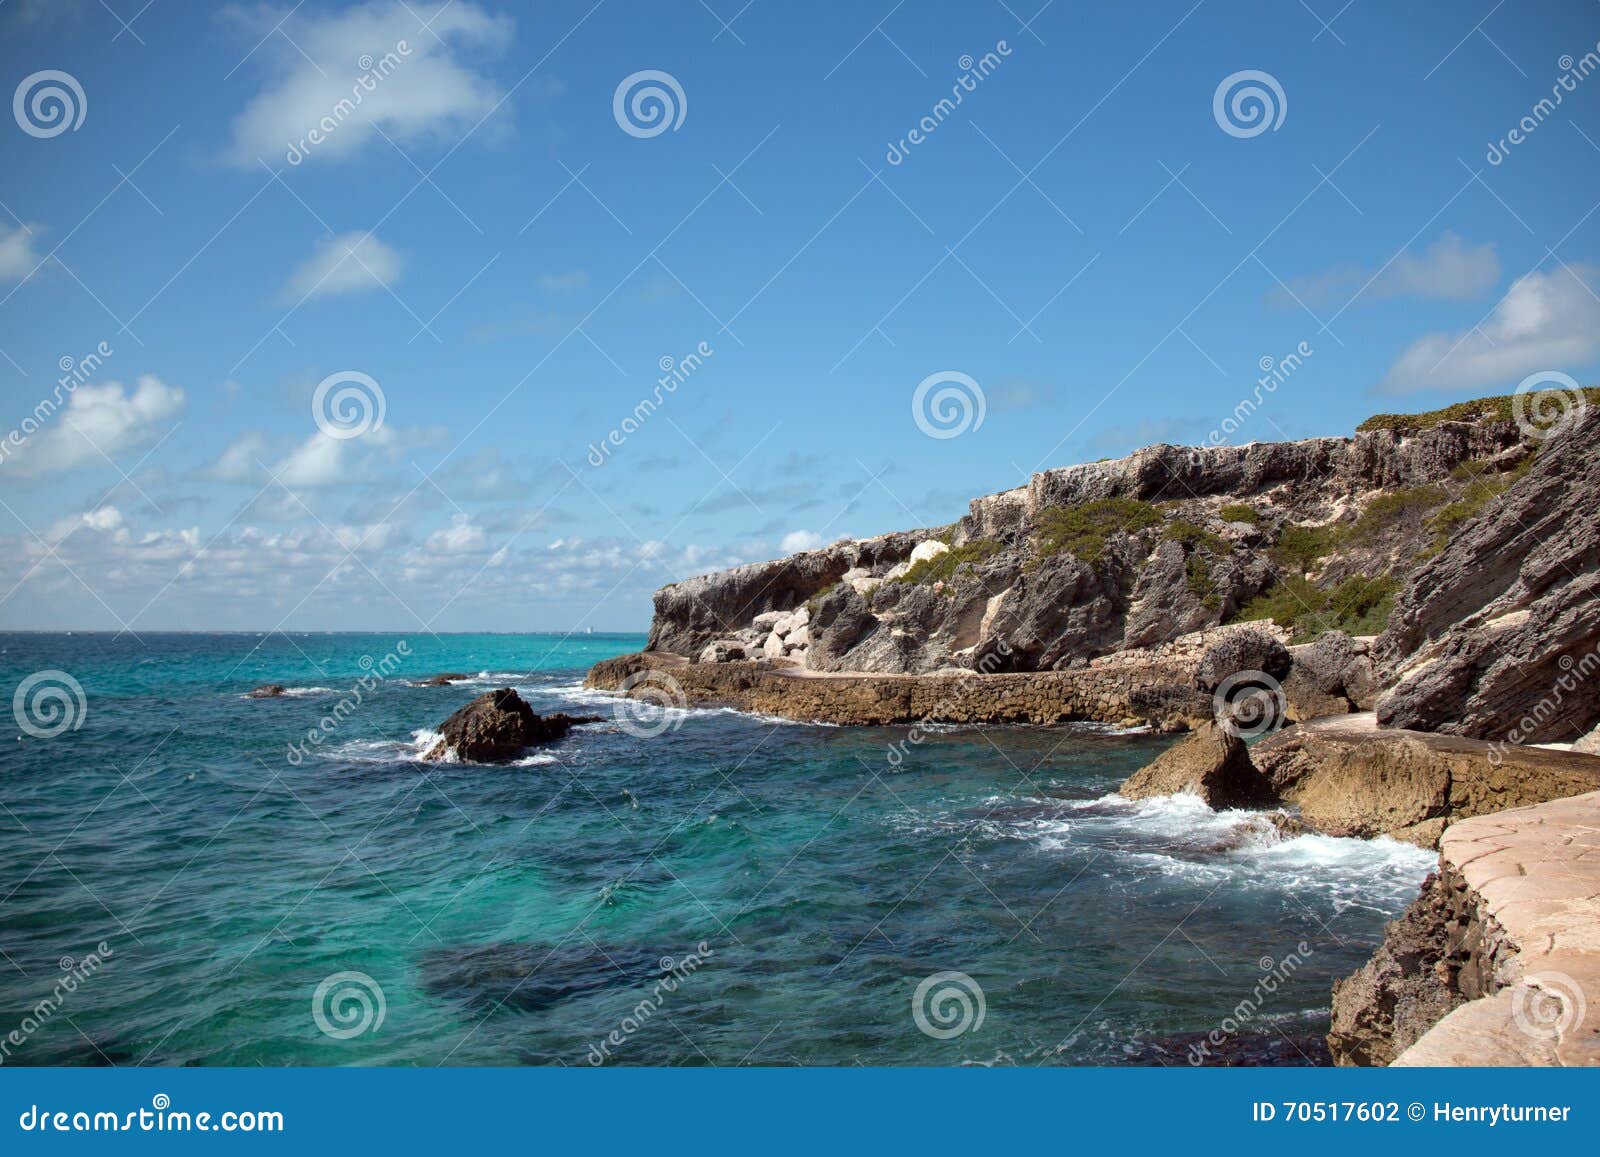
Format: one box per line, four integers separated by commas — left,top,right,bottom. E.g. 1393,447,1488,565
246,684,288,698
415,672,471,686
423,688,598,762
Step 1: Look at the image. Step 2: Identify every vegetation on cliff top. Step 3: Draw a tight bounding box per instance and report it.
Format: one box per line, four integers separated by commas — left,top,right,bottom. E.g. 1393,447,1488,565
1233,573,1398,640
1357,387,1600,433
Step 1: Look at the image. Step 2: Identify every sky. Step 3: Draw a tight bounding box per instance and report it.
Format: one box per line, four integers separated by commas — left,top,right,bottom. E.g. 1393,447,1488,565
1,0,1597,632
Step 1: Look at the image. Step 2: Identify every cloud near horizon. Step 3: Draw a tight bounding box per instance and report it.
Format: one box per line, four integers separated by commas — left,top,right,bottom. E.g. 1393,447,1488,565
1271,233,1500,310
1380,266,1600,393
4,375,185,478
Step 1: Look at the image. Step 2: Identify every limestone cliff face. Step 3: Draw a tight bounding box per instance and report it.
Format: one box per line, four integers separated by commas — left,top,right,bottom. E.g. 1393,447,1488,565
645,418,1525,674
1377,406,1600,744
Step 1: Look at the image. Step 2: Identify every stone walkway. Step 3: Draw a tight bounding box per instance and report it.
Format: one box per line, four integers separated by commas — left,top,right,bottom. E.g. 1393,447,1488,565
1395,791,1600,1066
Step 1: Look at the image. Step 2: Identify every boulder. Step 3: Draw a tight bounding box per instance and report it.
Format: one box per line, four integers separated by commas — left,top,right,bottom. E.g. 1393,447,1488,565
246,684,287,698
1283,631,1376,721
1575,724,1600,756
762,631,786,659
423,689,599,762
751,610,787,631
415,673,471,686
1118,722,1276,809
697,640,746,664
1377,406,1600,743
1251,713,1600,847
1194,627,1292,693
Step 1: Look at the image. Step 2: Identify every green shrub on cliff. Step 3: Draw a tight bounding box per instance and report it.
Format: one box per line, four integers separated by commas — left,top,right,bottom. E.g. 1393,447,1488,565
1347,485,1448,545
1164,519,1228,554
1232,573,1398,640
1357,388,1600,433
1271,523,1343,573
1032,498,1162,565
1424,454,1536,556
896,539,1002,585
1185,553,1221,611
1218,503,1259,524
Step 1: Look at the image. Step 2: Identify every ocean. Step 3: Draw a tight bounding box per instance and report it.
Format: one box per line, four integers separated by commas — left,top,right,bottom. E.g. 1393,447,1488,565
0,632,1434,1066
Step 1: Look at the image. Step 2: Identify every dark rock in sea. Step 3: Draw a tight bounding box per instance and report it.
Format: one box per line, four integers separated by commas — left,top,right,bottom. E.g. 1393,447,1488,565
415,673,471,686
1118,722,1275,809
422,688,599,762
246,684,288,698
419,942,680,1012
1377,404,1600,742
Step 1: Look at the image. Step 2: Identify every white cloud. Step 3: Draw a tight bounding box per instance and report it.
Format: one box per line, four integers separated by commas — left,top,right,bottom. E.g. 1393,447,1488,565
1274,234,1500,309
202,432,267,482
780,530,825,553
227,0,512,166
274,432,346,488
282,231,403,300
423,513,486,554
1381,267,1600,393
6,375,184,477
0,223,42,281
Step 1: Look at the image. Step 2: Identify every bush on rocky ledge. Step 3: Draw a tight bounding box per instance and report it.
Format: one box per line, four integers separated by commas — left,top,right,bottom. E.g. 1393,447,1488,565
1032,498,1162,566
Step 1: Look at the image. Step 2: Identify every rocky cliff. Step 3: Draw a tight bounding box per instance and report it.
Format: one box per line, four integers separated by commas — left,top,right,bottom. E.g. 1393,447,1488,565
646,414,1526,675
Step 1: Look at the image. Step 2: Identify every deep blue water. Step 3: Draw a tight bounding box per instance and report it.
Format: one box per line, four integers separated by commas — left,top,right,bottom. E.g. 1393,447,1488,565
0,632,1434,1066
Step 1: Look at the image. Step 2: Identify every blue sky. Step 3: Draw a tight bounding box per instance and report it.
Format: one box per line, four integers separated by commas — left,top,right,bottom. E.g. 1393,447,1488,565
1,0,1597,631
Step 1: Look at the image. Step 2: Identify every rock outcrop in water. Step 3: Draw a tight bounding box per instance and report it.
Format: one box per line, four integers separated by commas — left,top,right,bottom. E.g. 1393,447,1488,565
1377,405,1600,744
422,689,598,762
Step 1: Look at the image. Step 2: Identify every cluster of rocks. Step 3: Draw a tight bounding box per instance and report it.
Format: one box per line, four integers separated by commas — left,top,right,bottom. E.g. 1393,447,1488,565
696,606,812,665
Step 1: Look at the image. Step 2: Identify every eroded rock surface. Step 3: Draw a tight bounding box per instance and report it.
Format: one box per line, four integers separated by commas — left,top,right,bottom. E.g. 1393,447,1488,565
1118,722,1275,809
1378,406,1600,743
423,689,598,762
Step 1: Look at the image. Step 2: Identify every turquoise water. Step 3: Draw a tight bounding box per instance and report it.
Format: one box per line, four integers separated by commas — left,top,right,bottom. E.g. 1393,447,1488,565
0,633,1435,1066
